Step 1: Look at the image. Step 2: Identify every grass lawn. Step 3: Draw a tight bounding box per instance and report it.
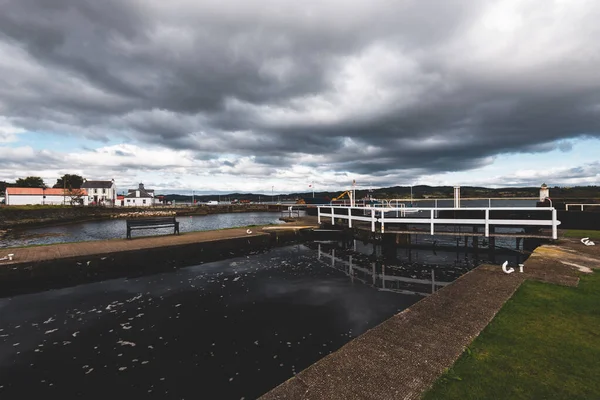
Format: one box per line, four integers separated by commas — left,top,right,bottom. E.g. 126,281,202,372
423,271,600,400
563,229,600,240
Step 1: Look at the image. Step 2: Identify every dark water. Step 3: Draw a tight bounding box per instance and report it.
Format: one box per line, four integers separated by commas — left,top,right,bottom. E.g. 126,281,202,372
0,243,437,399
1,212,287,248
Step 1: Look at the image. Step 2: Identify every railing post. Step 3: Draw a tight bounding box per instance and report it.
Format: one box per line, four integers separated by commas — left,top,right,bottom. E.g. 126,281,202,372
430,209,434,235
371,208,375,232
485,209,489,237
318,206,321,224
331,206,335,226
348,207,352,228
552,208,558,240
381,210,385,233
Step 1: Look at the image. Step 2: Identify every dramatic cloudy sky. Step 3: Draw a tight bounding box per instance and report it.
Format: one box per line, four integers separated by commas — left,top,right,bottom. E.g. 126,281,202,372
1,0,599,193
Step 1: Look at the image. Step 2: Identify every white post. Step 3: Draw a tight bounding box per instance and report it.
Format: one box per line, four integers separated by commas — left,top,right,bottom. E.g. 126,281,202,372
454,186,461,208
581,205,584,211
348,207,352,228
435,199,438,217
318,206,321,224
430,209,435,235
488,198,491,208
552,208,558,240
371,208,375,232
381,210,385,233
331,206,335,225
485,209,489,237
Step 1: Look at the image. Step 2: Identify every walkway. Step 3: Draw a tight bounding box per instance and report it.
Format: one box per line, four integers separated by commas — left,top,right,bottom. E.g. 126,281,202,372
0,216,319,266
261,237,600,400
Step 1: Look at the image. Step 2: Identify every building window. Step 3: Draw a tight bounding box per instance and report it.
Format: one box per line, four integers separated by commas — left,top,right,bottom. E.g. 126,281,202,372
127,199,130,203
143,199,146,204
102,188,106,194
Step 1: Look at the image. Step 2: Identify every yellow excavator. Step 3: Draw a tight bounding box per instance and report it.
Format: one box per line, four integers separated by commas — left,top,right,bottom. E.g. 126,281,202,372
331,190,352,202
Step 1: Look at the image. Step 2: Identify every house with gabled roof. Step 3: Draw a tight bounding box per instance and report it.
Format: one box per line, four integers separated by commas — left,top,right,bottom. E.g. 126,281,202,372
82,179,116,206
122,183,155,207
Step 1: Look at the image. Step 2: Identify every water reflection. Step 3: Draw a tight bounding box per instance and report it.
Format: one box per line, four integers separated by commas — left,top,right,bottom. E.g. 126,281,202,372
1,212,288,248
0,243,419,400
317,243,450,296
308,237,527,297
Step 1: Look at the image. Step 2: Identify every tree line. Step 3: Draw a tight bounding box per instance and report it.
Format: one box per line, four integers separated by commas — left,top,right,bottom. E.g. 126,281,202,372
1,174,84,193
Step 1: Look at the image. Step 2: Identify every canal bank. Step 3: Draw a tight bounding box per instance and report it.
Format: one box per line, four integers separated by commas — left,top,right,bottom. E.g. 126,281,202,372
0,218,319,296
260,237,599,400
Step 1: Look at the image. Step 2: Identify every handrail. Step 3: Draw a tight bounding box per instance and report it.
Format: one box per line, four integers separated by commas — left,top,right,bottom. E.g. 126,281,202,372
565,203,600,211
317,205,559,239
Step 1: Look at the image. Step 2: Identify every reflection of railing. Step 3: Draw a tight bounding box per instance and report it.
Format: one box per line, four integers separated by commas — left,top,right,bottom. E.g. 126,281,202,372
316,244,450,296
317,205,560,239
281,206,303,218
565,204,600,211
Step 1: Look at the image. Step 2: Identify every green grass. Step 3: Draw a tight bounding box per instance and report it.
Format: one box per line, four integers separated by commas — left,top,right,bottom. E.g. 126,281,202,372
423,271,600,400
563,229,600,240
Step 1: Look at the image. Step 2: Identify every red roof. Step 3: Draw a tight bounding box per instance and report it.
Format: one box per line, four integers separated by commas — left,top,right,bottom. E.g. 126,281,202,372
6,187,88,195
117,195,125,200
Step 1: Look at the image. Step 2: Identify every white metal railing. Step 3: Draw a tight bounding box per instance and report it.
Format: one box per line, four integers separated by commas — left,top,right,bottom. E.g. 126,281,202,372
565,204,600,211
317,206,560,239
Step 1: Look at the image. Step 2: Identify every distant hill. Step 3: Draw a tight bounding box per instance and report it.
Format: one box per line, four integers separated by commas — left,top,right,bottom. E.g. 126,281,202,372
157,185,600,203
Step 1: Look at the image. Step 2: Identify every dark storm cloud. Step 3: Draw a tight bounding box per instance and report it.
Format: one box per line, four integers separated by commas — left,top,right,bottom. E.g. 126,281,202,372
1,0,600,181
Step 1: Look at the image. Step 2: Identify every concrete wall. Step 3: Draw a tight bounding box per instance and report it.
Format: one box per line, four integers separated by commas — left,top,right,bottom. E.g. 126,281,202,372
7,194,89,206
7,194,40,205
123,197,154,207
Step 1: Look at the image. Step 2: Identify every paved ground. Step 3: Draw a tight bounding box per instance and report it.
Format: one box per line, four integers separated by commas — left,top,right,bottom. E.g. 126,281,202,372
260,237,600,400
0,216,319,266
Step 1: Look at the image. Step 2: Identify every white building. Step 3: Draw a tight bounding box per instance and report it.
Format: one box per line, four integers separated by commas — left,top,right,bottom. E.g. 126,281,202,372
122,183,155,207
82,179,117,206
5,188,89,206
